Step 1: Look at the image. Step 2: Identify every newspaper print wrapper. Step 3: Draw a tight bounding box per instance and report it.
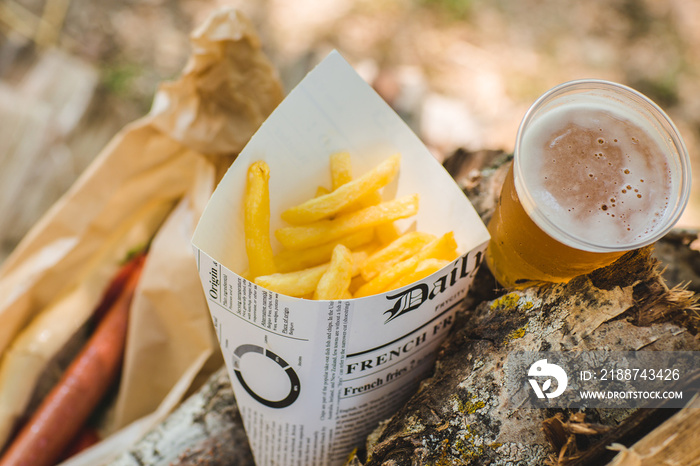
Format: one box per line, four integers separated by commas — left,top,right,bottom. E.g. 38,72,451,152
192,51,490,466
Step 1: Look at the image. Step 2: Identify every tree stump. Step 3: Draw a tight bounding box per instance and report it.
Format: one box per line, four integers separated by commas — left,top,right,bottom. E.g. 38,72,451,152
109,149,700,466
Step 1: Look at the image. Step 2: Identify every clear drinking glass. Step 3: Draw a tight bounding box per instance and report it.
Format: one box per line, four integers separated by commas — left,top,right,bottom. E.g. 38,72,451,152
486,80,691,288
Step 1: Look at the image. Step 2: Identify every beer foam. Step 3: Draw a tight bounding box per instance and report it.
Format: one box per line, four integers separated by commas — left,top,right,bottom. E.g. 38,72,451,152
519,96,672,246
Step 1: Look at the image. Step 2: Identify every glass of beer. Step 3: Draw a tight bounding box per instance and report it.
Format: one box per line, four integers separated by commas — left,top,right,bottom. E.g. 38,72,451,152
486,80,691,288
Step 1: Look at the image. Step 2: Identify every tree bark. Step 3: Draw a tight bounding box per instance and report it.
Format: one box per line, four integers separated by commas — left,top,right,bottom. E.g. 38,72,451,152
354,245,698,465
108,367,254,466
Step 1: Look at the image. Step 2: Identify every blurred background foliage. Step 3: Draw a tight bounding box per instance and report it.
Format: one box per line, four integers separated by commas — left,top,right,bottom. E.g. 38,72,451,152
0,0,699,262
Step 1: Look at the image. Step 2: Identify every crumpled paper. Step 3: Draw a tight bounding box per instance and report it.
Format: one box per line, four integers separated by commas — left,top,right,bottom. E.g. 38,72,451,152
0,8,282,465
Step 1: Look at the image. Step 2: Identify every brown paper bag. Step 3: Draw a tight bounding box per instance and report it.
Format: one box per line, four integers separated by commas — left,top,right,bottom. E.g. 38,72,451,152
0,8,282,465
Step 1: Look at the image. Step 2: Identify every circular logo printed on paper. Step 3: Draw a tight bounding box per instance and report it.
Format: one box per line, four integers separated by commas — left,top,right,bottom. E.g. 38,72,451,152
232,344,301,408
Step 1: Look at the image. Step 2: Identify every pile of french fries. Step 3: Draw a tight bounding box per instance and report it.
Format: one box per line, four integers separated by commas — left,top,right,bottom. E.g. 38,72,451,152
244,152,459,300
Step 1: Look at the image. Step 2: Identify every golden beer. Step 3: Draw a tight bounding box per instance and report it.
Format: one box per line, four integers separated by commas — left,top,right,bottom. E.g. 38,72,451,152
486,80,691,288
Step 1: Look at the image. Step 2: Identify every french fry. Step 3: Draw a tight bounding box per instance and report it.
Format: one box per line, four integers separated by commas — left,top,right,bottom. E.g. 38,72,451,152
360,231,436,281
275,194,419,250
314,245,353,300
349,274,367,296
330,151,352,190
274,228,374,273
315,186,331,197
354,232,458,298
255,264,329,297
332,152,382,212
342,193,400,246
350,250,369,276
337,188,381,216
331,153,400,241
375,222,401,245
281,154,401,224
255,250,366,297
386,258,449,290
244,161,276,279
